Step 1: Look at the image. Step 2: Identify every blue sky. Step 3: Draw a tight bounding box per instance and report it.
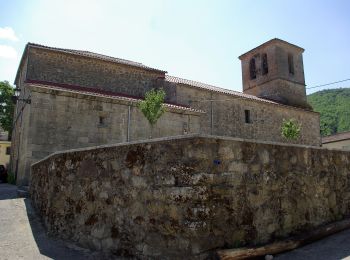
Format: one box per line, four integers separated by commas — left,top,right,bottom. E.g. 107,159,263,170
0,0,349,94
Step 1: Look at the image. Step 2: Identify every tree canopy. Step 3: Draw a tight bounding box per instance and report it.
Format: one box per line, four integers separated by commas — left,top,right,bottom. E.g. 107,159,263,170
138,88,165,126
307,88,350,136
0,81,14,140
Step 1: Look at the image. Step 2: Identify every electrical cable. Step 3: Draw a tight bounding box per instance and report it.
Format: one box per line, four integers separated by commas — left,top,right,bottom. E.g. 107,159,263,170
306,78,350,89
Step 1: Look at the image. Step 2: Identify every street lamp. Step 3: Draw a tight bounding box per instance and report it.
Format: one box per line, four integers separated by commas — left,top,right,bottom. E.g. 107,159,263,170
12,87,31,104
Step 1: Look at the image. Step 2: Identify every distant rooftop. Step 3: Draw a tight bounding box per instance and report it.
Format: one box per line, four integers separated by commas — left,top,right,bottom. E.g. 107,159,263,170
322,131,350,144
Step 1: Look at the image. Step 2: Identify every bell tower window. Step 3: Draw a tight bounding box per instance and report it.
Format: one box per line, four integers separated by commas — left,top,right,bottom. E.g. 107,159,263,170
288,53,294,75
262,53,268,75
249,58,256,79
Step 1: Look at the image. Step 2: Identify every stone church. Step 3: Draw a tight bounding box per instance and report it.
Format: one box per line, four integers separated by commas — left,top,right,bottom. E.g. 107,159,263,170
11,38,320,185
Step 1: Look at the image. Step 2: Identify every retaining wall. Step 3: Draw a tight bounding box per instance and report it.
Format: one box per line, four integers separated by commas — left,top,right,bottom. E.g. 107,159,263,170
30,135,350,259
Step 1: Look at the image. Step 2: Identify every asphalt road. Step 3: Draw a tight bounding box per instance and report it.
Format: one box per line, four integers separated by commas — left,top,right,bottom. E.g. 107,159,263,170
275,228,350,260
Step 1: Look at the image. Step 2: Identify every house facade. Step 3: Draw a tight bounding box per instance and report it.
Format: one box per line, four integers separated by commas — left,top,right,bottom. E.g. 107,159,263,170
11,38,320,185
0,128,11,168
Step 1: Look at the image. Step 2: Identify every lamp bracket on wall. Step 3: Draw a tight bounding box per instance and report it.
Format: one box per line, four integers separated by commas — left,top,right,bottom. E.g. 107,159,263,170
12,87,31,104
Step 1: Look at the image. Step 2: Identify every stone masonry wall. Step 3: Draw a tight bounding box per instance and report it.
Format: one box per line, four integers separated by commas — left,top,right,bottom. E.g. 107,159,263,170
175,84,320,146
15,86,200,186
30,135,350,259
10,57,33,186
26,48,177,102
13,45,320,186
24,46,320,147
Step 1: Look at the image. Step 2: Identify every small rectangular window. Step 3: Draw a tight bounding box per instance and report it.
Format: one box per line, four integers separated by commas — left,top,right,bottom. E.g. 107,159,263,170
98,116,107,127
245,110,251,123
6,147,10,155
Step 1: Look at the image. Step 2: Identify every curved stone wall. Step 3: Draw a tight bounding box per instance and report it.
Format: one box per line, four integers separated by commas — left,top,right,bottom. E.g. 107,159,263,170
30,135,350,259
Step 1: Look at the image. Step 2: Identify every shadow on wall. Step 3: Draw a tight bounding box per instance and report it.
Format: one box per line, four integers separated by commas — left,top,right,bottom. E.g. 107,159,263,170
23,198,108,259
0,183,105,259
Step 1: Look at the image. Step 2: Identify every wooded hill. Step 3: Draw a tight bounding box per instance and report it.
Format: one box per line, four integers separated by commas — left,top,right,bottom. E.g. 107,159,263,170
307,88,350,136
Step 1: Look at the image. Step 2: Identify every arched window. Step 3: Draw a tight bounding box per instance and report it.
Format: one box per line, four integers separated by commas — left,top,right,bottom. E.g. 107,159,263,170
249,58,256,79
262,53,268,75
288,53,294,75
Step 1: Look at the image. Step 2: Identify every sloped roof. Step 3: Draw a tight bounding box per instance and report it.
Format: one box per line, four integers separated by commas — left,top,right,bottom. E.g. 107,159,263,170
322,131,350,144
28,43,166,73
165,75,279,104
26,80,204,114
15,43,166,84
34,43,166,72
239,38,304,60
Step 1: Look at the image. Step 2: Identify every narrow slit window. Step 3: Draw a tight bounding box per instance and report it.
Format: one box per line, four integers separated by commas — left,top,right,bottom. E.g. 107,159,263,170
288,53,294,75
245,110,251,123
99,116,105,125
6,147,10,155
249,58,256,79
262,53,268,75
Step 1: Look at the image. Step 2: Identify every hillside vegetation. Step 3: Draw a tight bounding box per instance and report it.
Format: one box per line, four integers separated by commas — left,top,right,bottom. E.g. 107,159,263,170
307,88,350,136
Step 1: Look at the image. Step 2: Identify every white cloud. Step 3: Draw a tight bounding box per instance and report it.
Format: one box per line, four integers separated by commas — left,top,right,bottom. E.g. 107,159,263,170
0,27,19,41
0,45,17,59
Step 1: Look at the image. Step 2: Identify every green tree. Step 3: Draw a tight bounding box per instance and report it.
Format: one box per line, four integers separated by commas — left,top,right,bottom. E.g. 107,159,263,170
0,81,15,140
281,119,301,140
138,88,166,138
307,88,350,136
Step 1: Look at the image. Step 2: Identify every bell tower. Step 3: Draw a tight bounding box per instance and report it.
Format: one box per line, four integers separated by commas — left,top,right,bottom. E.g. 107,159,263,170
239,38,309,109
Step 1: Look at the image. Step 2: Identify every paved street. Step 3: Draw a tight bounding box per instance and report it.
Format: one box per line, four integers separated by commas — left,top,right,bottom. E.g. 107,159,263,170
0,183,105,260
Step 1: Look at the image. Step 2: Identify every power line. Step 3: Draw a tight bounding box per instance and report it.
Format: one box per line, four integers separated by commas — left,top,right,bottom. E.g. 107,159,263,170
306,78,350,89
188,79,350,102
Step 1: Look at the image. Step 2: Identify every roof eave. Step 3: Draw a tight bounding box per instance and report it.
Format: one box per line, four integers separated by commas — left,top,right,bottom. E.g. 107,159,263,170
14,43,30,85
26,82,204,115
165,75,318,114
238,38,305,60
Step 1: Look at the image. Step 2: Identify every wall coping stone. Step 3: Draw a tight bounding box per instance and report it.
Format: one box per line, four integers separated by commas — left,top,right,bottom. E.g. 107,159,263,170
31,134,350,168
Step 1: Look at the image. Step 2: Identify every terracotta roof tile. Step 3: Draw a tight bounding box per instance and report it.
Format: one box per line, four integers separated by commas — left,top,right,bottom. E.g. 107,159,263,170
322,131,350,144
165,75,279,104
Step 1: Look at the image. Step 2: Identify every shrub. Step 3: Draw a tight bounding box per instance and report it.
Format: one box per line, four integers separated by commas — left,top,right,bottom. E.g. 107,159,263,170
281,119,301,140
